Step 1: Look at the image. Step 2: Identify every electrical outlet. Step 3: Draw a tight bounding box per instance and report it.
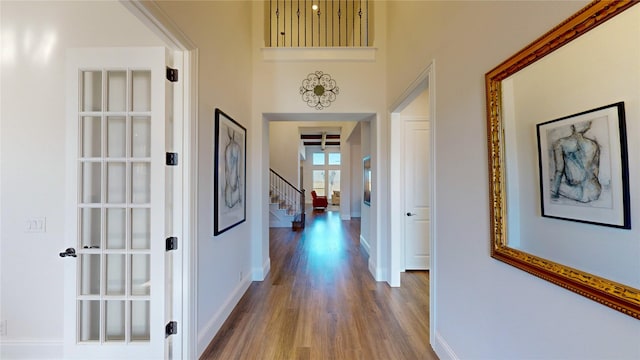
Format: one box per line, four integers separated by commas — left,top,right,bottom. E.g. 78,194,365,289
239,271,243,281
0,320,7,336
24,217,46,233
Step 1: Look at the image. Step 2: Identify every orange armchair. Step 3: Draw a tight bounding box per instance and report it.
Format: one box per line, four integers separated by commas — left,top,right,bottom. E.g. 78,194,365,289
311,190,328,209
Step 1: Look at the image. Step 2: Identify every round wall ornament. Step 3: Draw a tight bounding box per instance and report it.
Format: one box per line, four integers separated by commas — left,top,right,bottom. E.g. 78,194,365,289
299,71,339,110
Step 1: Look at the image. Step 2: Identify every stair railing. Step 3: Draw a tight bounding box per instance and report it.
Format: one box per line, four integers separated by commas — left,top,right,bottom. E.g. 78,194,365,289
269,169,305,229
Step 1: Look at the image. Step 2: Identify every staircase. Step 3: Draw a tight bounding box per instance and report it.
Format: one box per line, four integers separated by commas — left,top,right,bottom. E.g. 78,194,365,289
269,169,305,229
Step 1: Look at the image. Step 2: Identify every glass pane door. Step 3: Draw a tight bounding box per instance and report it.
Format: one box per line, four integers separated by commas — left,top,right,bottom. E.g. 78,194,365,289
77,69,152,344
312,170,325,196
328,170,340,201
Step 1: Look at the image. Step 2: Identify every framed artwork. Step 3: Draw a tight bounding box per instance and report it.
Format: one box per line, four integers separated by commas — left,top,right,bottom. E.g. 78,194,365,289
536,102,630,229
363,156,371,206
487,1,639,320
214,108,247,235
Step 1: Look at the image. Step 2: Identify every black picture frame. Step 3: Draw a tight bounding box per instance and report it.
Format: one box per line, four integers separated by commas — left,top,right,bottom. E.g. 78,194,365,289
214,108,247,235
536,102,630,229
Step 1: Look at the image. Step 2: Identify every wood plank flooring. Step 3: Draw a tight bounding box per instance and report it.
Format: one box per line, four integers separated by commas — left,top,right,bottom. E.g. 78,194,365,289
201,210,438,359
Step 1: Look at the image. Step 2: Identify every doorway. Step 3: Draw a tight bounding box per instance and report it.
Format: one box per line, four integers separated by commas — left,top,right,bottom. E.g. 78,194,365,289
388,61,436,344
261,114,375,270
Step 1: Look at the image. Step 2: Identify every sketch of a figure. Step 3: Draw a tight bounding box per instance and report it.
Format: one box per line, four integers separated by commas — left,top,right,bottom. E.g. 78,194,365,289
224,126,242,208
550,120,601,203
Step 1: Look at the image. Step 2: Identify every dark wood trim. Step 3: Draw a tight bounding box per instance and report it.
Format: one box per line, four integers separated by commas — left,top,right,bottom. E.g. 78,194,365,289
300,134,340,139
303,141,341,146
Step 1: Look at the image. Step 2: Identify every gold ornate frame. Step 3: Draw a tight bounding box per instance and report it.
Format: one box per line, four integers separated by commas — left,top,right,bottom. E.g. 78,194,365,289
485,0,639,319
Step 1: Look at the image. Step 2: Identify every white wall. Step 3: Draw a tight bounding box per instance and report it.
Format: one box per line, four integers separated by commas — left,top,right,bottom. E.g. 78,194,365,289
359,121,372,256
338,121,355,220
349,143,363,218
0,1,164,357
387,1,640,359
153,1,254,356
401,88,429,117
269,122,301,185
346,122,362,219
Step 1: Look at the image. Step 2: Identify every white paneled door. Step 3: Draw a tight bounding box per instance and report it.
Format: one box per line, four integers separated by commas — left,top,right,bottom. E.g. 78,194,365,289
404,120,431,270
64,47,178,359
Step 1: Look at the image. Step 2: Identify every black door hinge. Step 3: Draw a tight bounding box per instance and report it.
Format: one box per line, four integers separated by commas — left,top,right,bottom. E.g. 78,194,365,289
165,321,178,337
166,152,178,166
166,67,178,82
166,237,178,251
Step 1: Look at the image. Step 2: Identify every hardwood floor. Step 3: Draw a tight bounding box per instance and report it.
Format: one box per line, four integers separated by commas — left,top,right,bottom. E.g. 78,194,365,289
201,210,438,359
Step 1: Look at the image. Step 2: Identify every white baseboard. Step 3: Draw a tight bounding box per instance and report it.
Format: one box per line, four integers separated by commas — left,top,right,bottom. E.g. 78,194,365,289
197,276,252,357
252,257,271,281
360,235,370,255
0,339,63,359
361,235,386,281
433,331,459,360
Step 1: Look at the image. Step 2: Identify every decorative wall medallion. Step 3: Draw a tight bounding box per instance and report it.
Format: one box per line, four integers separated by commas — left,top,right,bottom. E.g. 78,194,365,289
300,71,339,110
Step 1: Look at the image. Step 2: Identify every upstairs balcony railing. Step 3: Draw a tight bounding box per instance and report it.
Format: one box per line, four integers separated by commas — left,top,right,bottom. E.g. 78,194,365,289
266,0,372,47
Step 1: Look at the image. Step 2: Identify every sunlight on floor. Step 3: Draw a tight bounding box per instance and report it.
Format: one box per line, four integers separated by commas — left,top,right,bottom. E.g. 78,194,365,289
306,211,345,256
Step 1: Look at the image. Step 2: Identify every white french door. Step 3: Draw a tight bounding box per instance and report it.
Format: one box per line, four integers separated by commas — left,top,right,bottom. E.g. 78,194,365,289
310,151,341,202
63,47,175,359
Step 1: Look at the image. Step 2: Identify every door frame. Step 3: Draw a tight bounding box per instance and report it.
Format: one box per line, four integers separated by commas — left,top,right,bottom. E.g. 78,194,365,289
121,2,199,358
388,60,436,345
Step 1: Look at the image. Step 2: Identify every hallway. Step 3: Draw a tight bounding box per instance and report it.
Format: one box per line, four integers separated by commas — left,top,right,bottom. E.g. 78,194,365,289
202,210,437,359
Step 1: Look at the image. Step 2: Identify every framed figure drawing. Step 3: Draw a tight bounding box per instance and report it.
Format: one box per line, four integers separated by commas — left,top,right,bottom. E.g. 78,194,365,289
214,108,246,236
536,102,630,229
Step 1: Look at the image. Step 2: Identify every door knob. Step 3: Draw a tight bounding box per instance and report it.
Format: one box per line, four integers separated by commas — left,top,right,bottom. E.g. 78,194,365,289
406,212,416,216
59,248,77,258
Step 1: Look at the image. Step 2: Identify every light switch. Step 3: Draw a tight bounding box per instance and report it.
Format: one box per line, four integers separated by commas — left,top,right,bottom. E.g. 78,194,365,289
24,217,46,233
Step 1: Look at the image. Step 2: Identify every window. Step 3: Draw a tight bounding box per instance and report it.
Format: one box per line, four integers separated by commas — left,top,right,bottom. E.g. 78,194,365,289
309,151,341,202
312,153,325,165
328,153,341,165
328,170,340,195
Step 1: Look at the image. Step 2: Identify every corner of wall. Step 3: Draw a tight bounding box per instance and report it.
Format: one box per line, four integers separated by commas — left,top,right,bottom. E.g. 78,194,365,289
367,258,386,282
433,331,459,360
360,234,370,255
252,257,271,281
